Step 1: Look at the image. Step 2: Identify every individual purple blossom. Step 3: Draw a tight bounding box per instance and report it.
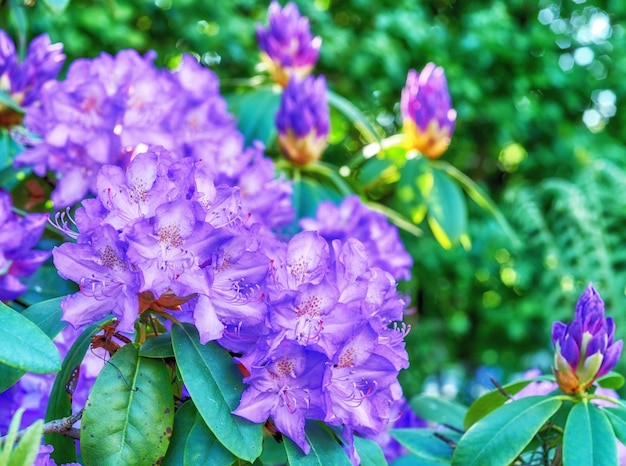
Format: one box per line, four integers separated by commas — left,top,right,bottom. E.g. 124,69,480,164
300,195,413,281
256,1,322,86
401,63,456,159
552,284,623,394
276,75,329,165
0,30,64,127
33,444,81,466
0,190,50,301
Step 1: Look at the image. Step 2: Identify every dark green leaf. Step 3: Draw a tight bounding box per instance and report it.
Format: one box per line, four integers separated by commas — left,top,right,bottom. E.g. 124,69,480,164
596,371,625,390
139,332,174,359
81,343,174,466
162,400,235,466
226,86,281,146
327,90,380,144
20,296,66,339
18,265,77,306
45,320,105,464
353,436,387,466
0,364,24,393
426,167,468,249
390,428,455,463
410,394,467,430
0,301,60,373
563,401,617,466
283,421,351,466
391,453,451,466
464,374,556,429
451,396,562,466
604,406,626,444
171,323,263,463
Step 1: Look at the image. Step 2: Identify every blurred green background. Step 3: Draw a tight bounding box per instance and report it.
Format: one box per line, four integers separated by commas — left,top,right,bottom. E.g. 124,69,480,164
5,0,626,402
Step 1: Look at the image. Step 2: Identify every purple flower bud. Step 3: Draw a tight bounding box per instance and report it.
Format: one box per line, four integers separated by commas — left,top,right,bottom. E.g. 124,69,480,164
276,75,329,165
400,63,456,158
0,30,64,127
552,284,623,394
256,1,321,86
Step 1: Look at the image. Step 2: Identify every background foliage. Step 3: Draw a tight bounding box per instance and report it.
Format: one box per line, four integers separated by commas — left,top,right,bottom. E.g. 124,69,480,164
5,0,626,403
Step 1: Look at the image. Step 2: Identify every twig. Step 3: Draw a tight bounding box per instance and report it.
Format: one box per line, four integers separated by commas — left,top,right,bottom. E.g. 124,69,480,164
2,410,83,444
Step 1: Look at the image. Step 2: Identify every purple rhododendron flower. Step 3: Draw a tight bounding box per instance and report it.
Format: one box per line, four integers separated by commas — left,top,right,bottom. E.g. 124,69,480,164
552,284,623,394
256,1,321,86
300,195,413,281
34,444,81,466
401,63,456,158
0,190,50,301
275,75,329,165
16,50,293,231
0,30,64,127
233,231,410,461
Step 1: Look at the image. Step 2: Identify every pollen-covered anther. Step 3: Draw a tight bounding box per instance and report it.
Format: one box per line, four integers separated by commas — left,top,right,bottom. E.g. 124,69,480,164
158,224,183,248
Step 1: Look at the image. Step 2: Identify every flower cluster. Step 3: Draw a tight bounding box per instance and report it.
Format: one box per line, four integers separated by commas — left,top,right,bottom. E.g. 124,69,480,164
300,195,413,281
256,1,321,87
0,190,50,301
0,30,64,128
552,284,623,394
401,62,456,159
232,231,410,459
15,50,293,230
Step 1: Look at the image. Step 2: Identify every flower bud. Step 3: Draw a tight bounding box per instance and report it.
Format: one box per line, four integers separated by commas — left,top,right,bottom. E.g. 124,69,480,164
276,75,329,165
256,1,321,86
400,63,456,158
552,284,623,394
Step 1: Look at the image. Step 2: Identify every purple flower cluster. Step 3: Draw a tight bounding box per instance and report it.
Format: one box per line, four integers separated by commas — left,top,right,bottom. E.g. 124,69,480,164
275,74,329,165
0,30,64,127
300,195,413,281
552,284,623,394
232,231,410,458
401,63,456,159
256,1,321,86
0,190,50,301
15,50,292,230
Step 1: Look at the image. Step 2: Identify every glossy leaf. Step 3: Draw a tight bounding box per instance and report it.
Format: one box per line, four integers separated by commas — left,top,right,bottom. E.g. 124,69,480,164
391,453,450,466
464,374,556,429
162,400,235,466
451,396,562,466
81,343,174,466
390,428,455,464
20,296,66,338
291,175,343,224
0,301,60,373
227,86,281,146
563,401,617,466
604,406,626,444
283,421,351,466
410,394,467,430
139,332,175,359
0,364,24,393
171,323,263,463
45,320,105,465
327,89,380,144
596,371,625,390
426,167,468,249
354,436,387,466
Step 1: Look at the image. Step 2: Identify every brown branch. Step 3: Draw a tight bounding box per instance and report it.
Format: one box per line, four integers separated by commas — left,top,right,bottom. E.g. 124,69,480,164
1,410,83,444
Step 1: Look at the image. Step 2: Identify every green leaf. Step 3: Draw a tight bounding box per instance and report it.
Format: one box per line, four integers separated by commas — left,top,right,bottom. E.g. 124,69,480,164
353,436,387,466
0,301,60,373
464,375,556,429
0,89,23,113
425,167,468,250
18,265,77,306
0,365,24,393
291,175,343,224
410,394,468,430
162,400,235,466
139,332,175,359
563,401,617,466
81,343,175,466
226,86,281,146
451,395,562,466
596,371,625,390
0,408,23,465
8,419,43,466
390,429,455,464
20,296,66,338
604,406,626,444
327,90,380,144
283,421,351,466
41,0,70,14
391,453,451,466
171,323,263,463
45,320,105,465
